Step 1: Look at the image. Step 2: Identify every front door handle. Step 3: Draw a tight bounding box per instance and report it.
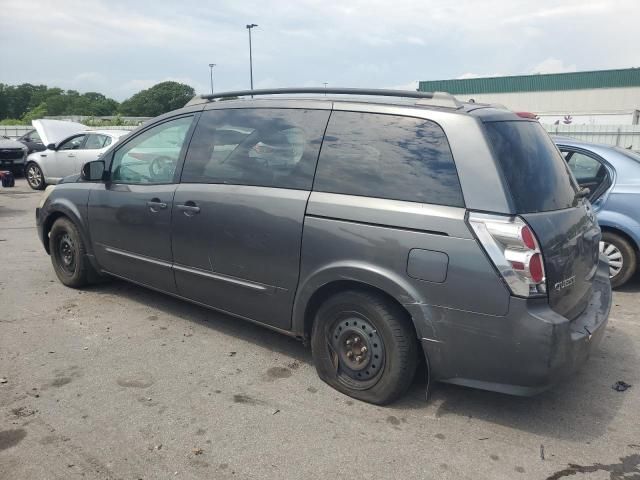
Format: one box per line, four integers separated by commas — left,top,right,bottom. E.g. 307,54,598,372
176,201,201,216
68,153,75,157
147,198,168,213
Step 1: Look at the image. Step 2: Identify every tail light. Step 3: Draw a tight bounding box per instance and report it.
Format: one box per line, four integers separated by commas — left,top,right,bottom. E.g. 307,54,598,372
468,212,546,297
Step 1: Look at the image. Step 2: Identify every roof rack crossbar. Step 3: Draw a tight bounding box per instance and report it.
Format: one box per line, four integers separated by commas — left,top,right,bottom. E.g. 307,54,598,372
199,87,438,100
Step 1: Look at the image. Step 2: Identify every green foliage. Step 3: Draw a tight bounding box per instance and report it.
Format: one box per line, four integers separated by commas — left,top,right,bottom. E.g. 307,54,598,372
119,81,195,117
0,118,27,125
0,81,195,121
22,102,48,123
0,83,120,120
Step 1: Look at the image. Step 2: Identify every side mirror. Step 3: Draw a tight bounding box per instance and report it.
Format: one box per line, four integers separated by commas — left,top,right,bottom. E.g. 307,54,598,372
81,160,105,181
46,143,56,150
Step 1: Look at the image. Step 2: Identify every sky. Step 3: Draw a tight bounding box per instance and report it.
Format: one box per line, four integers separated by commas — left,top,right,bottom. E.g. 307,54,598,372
1,0,639,101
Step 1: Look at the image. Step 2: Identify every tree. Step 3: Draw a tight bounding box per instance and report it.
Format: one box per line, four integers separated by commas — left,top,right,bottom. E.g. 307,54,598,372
0,83,120,121
119,81,195,116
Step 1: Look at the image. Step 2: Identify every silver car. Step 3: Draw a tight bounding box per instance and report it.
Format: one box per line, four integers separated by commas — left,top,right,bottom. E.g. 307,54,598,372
555,137,640,288
25,120,128,190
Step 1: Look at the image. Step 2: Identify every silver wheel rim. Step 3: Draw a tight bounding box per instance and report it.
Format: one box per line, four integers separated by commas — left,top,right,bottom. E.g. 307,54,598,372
27,165,42,187
600,241,623,278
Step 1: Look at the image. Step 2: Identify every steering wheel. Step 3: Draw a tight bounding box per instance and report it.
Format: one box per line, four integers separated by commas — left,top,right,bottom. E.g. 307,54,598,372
149,156,175,179
118,164,152,183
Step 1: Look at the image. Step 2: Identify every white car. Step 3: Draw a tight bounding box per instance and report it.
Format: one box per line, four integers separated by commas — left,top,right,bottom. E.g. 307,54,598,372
25,119,129,190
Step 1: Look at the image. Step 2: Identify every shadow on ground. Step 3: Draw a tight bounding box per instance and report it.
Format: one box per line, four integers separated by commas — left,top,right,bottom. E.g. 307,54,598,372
90,278,635,443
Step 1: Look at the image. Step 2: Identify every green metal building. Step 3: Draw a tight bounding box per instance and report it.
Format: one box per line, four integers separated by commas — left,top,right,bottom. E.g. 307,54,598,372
418,68,640,125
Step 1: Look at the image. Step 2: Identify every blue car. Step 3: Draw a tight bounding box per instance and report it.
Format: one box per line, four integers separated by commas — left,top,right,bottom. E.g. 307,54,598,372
554,137,640,288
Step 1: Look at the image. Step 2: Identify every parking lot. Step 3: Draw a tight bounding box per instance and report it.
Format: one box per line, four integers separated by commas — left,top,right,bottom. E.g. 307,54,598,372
0,178,639,479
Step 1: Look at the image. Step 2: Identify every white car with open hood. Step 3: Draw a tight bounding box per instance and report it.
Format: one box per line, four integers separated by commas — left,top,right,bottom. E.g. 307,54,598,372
25,120,129,190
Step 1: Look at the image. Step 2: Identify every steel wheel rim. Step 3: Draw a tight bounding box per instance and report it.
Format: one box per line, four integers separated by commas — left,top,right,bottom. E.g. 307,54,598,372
27,165,42,188
600,241,623,278
328,313,385,390
58,232,76,274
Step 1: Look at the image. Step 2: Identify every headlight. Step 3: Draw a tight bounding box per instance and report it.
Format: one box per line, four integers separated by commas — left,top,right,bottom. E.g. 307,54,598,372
38,185,56,208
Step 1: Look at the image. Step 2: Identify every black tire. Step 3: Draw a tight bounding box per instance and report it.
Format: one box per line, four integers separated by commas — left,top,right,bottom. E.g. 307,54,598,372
49,217,92,288
601,231,637,289
25,162,45,190
311,290,418,405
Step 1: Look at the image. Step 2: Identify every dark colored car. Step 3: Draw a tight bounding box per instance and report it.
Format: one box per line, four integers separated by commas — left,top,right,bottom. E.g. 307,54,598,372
36,88,611,405
18,129,46,154
0,135,28,175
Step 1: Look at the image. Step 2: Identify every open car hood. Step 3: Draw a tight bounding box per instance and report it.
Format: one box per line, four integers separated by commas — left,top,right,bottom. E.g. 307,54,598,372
32,119,86,147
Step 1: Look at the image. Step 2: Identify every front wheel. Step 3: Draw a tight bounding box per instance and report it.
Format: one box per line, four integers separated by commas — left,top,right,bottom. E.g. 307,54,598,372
311,290,418,405
26,162,45,190
600,232,637,289
49,218,92,288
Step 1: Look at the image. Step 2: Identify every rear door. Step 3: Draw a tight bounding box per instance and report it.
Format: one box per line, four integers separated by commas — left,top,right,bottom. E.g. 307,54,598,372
76,134,110,171
483,121,601,319
560,148,612,203
89,115,195,292
172,107,330,329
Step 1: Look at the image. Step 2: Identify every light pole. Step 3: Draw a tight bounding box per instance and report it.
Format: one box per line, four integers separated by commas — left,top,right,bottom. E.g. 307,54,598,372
323,82,328,96
208,63,216,95
246,23,258,96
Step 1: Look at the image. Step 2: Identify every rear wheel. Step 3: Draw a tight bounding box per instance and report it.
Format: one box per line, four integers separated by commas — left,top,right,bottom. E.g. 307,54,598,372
600,231,637,289
49,218,92,288
26,162,45,190
311,290,417,405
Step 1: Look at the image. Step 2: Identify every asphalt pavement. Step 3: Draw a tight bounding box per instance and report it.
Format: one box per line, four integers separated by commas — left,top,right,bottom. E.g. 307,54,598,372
1,179,639,479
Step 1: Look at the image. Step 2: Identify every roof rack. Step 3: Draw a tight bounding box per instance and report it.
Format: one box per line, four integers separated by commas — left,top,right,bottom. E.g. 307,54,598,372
185,88,461,109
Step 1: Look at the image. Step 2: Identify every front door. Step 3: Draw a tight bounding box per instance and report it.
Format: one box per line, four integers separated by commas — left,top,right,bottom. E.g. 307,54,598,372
171,107,330,329
88,115,195,292
56,134,87,178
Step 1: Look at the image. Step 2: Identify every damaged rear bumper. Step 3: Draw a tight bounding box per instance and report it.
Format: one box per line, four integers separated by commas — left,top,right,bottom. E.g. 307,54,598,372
413,257,611,396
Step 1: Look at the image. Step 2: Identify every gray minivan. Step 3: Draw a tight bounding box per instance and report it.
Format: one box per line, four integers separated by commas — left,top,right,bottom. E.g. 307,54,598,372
36,88,611,404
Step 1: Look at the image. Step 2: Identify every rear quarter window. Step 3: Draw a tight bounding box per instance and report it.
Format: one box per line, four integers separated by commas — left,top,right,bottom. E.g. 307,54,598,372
313,112,464,207
483,121,577,213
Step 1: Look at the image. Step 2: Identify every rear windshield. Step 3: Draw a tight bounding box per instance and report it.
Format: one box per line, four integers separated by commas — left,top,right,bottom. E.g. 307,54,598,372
484,121,577,213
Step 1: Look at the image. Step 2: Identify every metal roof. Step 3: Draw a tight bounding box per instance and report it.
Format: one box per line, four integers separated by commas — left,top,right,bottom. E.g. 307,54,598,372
418,68,640,95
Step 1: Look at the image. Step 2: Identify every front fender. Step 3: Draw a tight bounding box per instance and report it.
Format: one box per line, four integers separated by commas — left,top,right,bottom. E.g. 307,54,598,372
40,189,92,257
291,261,435,339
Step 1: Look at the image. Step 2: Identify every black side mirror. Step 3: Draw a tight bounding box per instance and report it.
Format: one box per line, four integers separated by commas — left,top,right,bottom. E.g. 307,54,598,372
46,143,56,150
81,160,105,181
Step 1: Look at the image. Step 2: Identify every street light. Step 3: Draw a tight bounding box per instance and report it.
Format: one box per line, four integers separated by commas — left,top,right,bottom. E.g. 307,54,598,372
208,63,216,95
323,82,328,96
246,23,258,96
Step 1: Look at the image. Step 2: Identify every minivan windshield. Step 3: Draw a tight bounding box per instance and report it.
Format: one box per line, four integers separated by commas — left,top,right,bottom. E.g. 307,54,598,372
484,121,578,213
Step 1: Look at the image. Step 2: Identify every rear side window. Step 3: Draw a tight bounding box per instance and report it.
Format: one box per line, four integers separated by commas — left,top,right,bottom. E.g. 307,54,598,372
313,112,464,207
181,108,330,190
484,121,577,213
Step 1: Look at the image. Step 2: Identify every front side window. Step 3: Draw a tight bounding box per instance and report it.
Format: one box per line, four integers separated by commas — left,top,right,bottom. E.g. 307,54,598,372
59,135,86,151
313,112,464,206
110,116,193,184
181,108,330,189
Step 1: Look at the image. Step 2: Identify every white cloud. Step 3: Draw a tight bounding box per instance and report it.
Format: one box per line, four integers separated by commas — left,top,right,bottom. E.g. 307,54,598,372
388,81,418,91
1,0,639,99
456,72,505,79
529,58,577,74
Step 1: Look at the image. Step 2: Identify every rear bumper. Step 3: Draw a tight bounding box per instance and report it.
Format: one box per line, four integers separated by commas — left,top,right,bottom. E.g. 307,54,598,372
414,257,612,396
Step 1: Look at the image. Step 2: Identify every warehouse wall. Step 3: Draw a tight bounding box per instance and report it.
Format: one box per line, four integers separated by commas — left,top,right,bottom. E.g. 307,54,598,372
454,87,640,114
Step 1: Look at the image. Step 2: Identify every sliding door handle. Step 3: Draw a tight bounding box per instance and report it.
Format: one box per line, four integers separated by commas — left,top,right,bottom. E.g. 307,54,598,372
177,202,200,216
